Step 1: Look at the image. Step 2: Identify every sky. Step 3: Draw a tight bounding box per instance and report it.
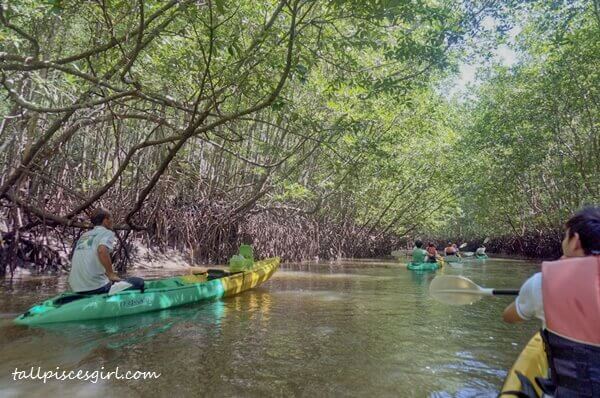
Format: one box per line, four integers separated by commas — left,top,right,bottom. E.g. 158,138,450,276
449,17,521,97
453,44,518,87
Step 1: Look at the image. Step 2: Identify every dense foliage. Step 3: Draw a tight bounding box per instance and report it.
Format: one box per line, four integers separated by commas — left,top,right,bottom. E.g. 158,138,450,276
436,0,600,257
1,0,598,274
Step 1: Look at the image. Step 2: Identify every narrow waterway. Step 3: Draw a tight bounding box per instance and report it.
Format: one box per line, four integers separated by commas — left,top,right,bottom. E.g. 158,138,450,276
0,258,540,397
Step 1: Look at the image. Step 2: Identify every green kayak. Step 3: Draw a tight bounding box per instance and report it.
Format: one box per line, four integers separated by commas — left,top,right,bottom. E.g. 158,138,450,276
475,254,489,259
14,258,279,326
407,261,441,271
444,255,463,263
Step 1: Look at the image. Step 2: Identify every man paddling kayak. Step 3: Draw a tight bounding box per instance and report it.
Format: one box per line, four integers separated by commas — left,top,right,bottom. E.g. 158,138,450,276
444,243,457,256
69,209,144,294
502,207,600,396
452,243,462,257
412,240,427,263
426,242,440,263
475,245,486,256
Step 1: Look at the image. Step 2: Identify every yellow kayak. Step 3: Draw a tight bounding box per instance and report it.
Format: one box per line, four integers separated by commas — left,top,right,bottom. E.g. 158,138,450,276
501,333,548,395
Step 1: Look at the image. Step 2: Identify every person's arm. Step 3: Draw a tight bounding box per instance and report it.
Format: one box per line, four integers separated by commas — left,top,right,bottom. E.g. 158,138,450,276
98,245,120,282
502,273,541,324
502,302,524,323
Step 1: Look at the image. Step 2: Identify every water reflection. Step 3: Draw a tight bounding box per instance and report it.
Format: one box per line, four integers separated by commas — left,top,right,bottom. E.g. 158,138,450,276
409,269,437,285
0,300,227,372
36,300,227,348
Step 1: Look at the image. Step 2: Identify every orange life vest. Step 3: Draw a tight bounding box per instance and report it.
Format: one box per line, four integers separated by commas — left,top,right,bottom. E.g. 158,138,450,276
542,256,600,346
539,257,600,396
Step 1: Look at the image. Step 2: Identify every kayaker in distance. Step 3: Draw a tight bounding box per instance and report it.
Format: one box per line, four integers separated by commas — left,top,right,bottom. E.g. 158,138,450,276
475,245,486,256
411,240,427,263
452,243,461,257
444,243,456,256
426,242,439,263
502,206,600,396
69,208,145,294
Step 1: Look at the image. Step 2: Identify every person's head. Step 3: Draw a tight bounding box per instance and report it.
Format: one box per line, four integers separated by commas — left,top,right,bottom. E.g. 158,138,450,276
562,207,600,257
427,242,435,248
91,208,113,229
414,240,423,248
447,242,452,247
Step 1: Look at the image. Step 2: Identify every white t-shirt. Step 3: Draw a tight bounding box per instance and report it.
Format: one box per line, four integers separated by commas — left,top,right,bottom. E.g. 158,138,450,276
515,272,545,325
68,226,115,292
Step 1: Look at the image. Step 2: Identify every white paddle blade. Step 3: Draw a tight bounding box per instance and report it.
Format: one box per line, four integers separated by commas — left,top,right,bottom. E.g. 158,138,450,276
108,281,133,295
463,252,475,257
429,275,491,306
483,237,490,244
459,242,468,249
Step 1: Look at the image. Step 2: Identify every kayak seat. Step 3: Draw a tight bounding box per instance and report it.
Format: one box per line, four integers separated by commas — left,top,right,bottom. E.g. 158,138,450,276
207,269,243,280
207,269,229,280
54,294,88,306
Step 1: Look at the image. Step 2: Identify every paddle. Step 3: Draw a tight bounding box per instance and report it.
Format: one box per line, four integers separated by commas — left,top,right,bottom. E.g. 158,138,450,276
455,242,468,258
429,275,519,305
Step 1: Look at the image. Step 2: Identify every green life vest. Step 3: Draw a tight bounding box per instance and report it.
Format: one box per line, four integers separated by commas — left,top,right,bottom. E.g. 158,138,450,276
412,247,426,263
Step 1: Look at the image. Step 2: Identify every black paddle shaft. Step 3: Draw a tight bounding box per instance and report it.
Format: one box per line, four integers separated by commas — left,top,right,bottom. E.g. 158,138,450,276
492,289,520,296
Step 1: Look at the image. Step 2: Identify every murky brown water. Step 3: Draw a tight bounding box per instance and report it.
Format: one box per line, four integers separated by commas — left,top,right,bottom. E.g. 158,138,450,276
0,258,540,397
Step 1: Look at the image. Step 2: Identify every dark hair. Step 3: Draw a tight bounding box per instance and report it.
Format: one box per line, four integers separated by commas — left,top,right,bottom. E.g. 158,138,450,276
91,208,111,226
565,207,600,255
427,242,435,247
414,240,423,248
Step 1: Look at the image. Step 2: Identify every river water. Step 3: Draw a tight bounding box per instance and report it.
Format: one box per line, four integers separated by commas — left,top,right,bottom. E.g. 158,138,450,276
0,258,540,397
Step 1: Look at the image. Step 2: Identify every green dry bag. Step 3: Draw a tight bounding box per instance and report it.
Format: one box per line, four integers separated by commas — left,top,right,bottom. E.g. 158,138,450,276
229,255,246,273
229,245,254,272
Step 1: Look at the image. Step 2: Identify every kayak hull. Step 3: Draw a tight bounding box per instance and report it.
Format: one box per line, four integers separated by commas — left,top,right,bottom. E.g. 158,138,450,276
501,333,548,395
14,258,279,326
444,255,462,263
476,254,489,259
407,261,441,271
